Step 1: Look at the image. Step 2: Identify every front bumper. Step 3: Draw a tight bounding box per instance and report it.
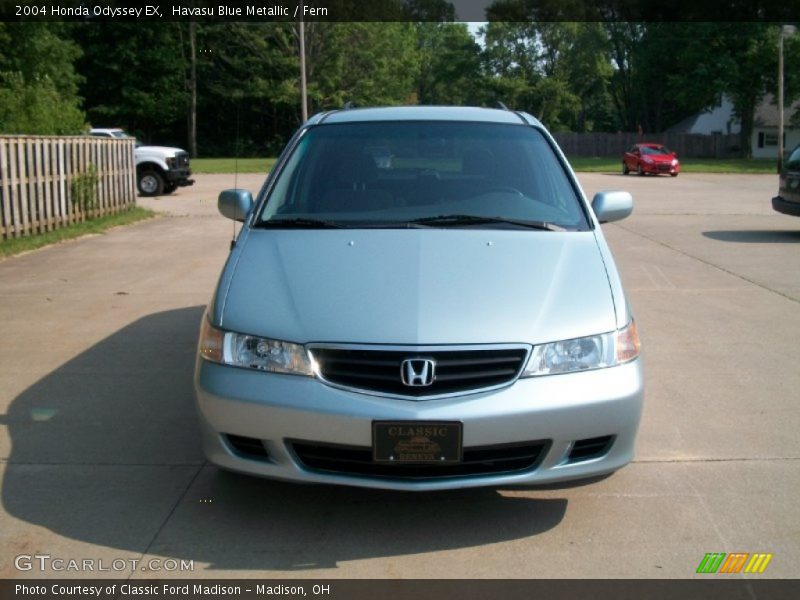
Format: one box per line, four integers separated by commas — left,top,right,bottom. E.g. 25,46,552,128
194,356,644,491
643,162,679,175
772,195,800,216
165,168,194,187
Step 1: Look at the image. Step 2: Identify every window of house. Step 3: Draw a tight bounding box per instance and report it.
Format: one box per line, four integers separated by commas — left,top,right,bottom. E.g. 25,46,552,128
758,132,779,148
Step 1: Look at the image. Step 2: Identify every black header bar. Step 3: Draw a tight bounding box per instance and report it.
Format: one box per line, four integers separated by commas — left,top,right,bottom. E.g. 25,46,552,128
1,0,799,22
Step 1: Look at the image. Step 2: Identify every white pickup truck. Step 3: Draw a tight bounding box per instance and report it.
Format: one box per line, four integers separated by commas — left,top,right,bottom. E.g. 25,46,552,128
89,128,195,196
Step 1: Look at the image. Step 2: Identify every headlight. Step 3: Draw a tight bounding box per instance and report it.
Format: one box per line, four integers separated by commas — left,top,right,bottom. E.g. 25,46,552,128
198,318,315,376
522,320,640,377
671,159,678,166
166,157,176,167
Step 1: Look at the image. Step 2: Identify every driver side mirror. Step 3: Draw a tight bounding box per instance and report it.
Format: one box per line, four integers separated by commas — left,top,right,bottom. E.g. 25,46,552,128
591,191,633,223
218,189,254,222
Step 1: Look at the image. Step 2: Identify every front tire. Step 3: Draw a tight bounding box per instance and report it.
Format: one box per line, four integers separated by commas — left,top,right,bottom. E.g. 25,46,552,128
637,164,644,176
138,170,165,196
163,182,178,194
670,173,678,177
623,162,630,175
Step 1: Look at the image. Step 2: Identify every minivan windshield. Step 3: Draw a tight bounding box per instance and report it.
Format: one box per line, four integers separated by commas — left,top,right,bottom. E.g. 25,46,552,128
257,121,588,230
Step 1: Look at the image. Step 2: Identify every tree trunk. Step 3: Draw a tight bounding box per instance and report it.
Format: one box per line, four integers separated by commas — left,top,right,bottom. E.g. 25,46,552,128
737,97,757,159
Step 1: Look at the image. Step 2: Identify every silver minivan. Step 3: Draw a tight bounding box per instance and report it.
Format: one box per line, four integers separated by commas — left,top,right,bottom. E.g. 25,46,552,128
194,106,643,491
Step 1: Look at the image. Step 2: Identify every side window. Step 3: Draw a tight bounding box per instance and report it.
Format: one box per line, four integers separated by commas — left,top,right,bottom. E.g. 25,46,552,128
787,146,800,170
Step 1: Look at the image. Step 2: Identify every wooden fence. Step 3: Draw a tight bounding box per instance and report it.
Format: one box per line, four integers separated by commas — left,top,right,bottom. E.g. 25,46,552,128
552,132,742,159
0,136,136,240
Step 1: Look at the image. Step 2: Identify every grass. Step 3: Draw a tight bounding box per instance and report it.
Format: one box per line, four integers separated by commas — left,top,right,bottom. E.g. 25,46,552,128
0,207,155,259
192,156,778,175
191,157,276,174
568,156,777,174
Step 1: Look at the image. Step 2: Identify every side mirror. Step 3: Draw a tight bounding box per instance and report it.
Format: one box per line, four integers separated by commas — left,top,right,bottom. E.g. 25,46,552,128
591,191,633,224
218,189,254,222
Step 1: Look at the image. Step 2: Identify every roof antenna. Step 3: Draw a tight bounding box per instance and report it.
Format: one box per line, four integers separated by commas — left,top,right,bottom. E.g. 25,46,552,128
496,101,509,110
231,97,241,251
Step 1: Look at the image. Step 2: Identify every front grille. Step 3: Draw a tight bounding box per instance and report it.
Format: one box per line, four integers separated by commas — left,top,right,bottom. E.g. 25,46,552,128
175,152,190,168
567,435,614,463
290,439,549,479
310,345,529,397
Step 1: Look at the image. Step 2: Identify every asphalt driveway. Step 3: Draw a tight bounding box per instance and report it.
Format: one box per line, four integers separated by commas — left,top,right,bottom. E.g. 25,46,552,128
1,172,798,578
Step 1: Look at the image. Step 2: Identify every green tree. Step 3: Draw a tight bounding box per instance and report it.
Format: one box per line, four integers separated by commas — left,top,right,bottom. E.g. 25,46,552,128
481,22,612,131
715,23,788,156
71,23,186,144
306,23,421,110
416,22,484,105
0,23,86,134
192,23,301,156
481,21,544,111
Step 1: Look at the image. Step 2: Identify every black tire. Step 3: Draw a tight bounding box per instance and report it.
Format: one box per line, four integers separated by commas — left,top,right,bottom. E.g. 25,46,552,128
637,164,645,176
622,161,630,175
670,172,678,177
163,182,178,194
138,170,165,196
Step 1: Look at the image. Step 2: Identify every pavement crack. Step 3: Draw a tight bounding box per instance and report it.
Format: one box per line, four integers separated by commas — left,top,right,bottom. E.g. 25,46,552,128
119,461,206,585
613,222,800,305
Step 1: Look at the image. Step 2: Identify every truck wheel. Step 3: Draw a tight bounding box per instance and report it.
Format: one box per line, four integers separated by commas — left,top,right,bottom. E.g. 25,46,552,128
138,171,165,196
163,182,178,194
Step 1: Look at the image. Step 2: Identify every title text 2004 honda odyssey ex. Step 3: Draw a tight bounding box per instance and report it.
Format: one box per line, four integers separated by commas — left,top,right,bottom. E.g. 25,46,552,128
194,106,643,491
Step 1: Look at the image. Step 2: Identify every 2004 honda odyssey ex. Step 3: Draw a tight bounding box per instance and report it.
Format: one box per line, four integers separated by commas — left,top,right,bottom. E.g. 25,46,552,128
194,106,643,491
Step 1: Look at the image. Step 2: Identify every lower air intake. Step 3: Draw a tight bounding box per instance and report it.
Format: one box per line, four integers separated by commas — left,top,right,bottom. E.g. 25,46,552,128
289,439,549,479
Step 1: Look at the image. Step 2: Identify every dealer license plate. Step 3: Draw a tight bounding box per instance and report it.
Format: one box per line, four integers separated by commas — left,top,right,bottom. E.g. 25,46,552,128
372,421,462,463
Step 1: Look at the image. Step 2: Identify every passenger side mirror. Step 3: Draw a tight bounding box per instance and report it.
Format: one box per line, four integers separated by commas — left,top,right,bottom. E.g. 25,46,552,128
218,189,254,222
591,191,633,223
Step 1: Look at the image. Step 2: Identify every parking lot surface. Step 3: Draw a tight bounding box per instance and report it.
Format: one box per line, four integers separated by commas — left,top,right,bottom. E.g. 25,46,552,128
1,172,798,578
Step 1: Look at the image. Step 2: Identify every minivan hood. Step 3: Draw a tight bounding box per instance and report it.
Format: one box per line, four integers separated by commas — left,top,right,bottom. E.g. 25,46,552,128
219,229,616,345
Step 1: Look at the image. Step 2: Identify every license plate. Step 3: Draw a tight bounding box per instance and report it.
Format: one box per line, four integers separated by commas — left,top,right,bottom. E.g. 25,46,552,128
373,421,462,463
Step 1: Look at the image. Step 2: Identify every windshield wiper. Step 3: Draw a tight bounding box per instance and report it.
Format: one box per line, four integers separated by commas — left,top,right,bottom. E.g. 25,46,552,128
254,218,347,229
407,214,566,231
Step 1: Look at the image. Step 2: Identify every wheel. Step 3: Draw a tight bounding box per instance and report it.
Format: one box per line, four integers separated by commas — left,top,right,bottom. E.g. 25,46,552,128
163,182,178,194
622,161,630,175
670,173,678,177
637,164,644,176
138,170,165,196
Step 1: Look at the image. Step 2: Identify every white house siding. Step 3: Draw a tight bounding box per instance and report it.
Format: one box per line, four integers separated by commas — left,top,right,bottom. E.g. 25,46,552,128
751,129,800,158
690,96,741,135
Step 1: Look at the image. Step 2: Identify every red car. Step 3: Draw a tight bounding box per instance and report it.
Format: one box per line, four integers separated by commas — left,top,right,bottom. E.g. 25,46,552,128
623,143,681,177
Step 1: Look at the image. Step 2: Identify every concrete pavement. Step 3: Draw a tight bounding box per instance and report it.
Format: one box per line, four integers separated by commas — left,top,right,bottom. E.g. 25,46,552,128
1,172,798,579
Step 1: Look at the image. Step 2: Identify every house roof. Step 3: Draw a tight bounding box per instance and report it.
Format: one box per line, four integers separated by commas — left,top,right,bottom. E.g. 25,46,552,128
664,114,700,134
665,93,800,133
754,93,800,128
